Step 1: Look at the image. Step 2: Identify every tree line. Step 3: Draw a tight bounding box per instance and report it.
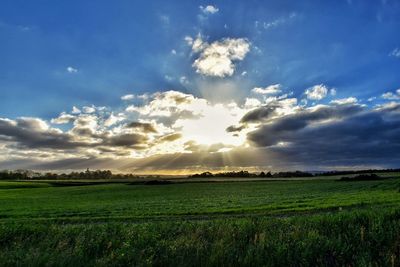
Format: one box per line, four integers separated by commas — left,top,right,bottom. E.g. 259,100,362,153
0,169,149,180
188,168,400,178
0,168,399,180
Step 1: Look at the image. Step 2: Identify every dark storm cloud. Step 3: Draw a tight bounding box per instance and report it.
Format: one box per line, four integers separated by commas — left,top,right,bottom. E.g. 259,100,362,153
126,122,157,133
157,133,182,143
71,127,95,137
226,125,245,132
246,103,400,167
0,118,88,149
0,117,151,150
100,133,148,147
247,104,363,146
240,105,278,123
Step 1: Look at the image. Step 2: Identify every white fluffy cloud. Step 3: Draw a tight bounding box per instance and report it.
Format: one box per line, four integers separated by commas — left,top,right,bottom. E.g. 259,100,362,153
82,106,96,114
252,84,282,95
330,97,358,105
190,36,251,77
390,48,400,58
66,66,78,73
382,89,400,100
304,84,330,100
199,5,219,14
71,106,81,114
104,113,125,127
51,112,75,124
121,94,135,101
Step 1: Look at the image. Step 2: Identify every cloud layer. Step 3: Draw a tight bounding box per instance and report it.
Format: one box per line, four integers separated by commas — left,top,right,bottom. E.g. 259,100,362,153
0,84,399,173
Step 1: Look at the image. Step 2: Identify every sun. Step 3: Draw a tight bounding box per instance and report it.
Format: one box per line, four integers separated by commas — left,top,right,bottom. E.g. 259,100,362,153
175,103,247,147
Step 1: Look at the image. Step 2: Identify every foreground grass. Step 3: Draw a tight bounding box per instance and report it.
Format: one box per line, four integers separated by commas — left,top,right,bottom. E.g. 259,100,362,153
1,178,400,222
1,208,400,266
1,177,400,266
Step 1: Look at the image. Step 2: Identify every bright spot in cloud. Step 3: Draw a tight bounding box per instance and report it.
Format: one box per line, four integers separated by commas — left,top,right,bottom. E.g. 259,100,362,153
175,103,247,147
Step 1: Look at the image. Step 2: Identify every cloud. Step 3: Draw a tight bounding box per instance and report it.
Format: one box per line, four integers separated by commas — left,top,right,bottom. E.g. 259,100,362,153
255,13,297,32
2,88,400,173
104,113,125,127
0,117,86,150
242,102,400,170
247,103,364,147
104,133,148,148
159,15,170,25
304,84,330,100
127,90,250,147
158,133,182,143
199,5,219,14
126,90,199,119
191,36,251,77
260,13,297,30
126,122,157,133
121,94,135,101
66,66,78,73
226,125,245,133
0,115,155,155
180,76,189,85
82,106,96,114
184,36,194,46
252,84,282,95
190,34,208,53
390,48,400,58
382,89,400,100
71,106,81,114
240,97,299,123
51,112,75,124
240,105,279,123
330,97,358,105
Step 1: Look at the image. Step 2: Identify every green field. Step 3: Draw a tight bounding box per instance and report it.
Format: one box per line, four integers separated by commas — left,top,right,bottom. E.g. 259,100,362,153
1,176,400,266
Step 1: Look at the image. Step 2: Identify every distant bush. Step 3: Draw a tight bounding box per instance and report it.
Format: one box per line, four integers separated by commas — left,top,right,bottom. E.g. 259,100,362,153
188,170,312,178
321,168,400,176
339,174,382,181
143,180,173,185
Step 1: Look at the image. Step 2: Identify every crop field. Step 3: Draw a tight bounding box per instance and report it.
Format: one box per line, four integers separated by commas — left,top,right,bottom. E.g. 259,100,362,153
1,176,400,266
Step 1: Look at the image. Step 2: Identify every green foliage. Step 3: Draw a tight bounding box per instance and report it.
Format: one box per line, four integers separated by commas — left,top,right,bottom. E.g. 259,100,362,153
0,210,400,266
0,177,400,266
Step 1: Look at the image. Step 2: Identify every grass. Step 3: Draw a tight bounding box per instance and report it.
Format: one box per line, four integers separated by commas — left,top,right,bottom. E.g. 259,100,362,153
0,176,400,266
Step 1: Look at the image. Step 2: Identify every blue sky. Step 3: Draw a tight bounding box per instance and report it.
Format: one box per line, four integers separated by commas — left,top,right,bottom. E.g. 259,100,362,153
0,0,400,173
1,0,399,118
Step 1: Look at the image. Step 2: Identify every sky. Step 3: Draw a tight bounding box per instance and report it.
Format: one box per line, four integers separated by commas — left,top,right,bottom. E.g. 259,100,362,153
0,0,400,174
